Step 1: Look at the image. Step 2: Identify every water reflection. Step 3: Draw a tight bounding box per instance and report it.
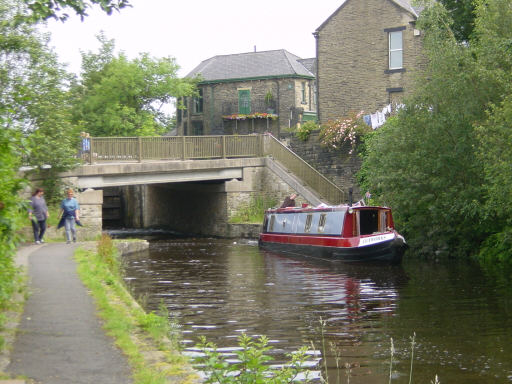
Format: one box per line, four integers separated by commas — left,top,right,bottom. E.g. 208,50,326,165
122,238,512,383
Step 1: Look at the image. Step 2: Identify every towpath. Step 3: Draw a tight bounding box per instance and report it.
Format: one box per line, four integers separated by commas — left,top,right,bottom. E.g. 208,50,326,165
5,243,132,384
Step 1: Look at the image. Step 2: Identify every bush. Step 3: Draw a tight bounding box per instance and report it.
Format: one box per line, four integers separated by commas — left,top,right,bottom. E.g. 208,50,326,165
319,111,370,153
230,196,277,224
295,121,318,141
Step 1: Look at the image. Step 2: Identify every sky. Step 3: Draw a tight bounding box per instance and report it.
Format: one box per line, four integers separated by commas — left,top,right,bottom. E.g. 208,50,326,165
43,0,344,77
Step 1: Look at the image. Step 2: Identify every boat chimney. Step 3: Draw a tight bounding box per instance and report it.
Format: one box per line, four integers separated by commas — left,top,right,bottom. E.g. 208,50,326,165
348,188,353,206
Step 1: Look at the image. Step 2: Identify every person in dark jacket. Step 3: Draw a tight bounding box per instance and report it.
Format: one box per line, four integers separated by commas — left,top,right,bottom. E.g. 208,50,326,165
280,193,297,208
29,188,49,244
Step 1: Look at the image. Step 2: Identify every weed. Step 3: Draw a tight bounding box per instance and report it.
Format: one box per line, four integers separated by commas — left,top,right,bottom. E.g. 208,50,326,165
409,332,416,384
194,333,313,383
389,337,395,384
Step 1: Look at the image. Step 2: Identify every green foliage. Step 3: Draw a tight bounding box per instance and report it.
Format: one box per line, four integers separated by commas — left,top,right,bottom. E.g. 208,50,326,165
97,233,119,274
359,0,512,260
22,0,130,22
71,33,197,137
319,111,370,153
1,0,79,204
438,0,476,42
478,227,512,264
229,196,277,224
194,334,313,383
296,121,318,141
0,127,26,351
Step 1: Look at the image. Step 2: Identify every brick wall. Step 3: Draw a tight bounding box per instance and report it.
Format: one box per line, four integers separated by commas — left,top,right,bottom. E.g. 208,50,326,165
316,0,424,122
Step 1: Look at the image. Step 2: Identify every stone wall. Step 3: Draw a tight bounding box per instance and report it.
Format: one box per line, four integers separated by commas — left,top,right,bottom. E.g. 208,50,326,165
283,131,362,199
77,189,103,240
316,0,424,122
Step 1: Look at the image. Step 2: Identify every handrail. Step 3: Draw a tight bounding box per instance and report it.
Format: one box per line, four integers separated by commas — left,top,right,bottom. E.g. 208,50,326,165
81,134,345,205
82,135,263,163
262,134,345,205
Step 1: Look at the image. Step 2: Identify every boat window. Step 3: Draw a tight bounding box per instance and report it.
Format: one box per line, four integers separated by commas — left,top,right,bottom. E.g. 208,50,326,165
379,210,388,232
269,215,275,232
360,209,379,235
318,213,327,232
304,214,313,232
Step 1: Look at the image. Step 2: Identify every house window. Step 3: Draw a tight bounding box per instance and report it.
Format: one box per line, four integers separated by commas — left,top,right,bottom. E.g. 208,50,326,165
193,89,203,114
304,214,313,233
238,89,251,114
301,82,307,104
389,31,403,69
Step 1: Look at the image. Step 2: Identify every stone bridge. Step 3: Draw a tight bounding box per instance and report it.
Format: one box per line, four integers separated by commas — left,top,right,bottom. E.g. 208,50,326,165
29,135,346,239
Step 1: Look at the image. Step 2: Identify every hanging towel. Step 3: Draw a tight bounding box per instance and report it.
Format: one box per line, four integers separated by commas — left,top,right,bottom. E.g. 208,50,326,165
370,113,379,129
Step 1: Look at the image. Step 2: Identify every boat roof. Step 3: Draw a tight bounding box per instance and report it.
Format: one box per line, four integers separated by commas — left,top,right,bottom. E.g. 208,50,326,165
266,204,391,214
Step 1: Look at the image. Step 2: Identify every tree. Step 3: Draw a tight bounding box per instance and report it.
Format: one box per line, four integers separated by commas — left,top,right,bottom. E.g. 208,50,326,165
71,33,197,137
21,0,130,22
1,0,79,202
358,0,512,258
438,0,475,42
472,0,512,263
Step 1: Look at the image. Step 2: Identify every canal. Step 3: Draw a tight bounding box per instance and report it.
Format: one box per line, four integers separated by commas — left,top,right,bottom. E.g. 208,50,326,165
121,237,512,383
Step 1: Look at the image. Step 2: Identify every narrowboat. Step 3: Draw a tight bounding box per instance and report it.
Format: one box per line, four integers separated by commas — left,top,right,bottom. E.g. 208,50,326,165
259,204,407,264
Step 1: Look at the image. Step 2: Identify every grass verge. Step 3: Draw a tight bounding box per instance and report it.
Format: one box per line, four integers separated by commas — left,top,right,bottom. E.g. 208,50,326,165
229,196,277,224
74,235,198,384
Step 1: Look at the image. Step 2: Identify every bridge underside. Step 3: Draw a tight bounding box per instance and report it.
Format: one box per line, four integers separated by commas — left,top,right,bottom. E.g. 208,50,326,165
104,182,230,236
76,168,242,189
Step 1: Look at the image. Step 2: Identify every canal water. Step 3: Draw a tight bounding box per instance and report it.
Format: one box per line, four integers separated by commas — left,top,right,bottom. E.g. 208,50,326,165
121,237,512,383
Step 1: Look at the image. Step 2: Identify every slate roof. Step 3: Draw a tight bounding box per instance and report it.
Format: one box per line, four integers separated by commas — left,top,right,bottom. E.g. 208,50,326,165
187,49,315,83
315,0,421,33
298,58,317,76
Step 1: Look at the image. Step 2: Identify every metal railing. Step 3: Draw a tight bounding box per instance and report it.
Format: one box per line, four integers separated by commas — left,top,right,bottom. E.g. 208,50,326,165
222,100,277,115
84,135,263,163
82,134,345,205
263,134,346,205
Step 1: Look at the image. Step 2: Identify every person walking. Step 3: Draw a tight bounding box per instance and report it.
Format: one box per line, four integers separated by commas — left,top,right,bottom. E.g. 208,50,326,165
29,188,49,244
59,188,80,244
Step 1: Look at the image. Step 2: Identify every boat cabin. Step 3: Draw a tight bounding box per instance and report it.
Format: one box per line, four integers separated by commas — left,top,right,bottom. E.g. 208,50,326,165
262,206,394,237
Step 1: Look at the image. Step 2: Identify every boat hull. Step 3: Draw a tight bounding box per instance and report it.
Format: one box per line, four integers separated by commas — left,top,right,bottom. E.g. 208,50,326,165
258,234,406,264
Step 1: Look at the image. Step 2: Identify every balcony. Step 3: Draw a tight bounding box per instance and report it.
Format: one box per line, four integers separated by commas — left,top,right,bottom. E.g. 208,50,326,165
222,99,277,115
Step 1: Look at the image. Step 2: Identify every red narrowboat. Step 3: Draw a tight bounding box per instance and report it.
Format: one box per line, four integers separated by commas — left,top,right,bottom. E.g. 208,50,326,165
258,204,407,264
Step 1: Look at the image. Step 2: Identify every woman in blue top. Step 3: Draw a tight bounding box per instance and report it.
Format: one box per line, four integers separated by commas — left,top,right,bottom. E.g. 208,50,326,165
60,188,80,243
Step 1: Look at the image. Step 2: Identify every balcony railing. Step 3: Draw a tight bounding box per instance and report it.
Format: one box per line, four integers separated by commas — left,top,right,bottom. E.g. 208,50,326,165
222,100,277,115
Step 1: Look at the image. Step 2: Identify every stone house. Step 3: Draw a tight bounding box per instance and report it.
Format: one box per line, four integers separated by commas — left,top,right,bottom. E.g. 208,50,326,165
177,49,317,137
314,0,424,123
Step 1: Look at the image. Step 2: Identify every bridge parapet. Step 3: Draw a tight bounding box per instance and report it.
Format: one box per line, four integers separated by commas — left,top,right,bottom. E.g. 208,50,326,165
82,135,263,164
79,134,345,205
